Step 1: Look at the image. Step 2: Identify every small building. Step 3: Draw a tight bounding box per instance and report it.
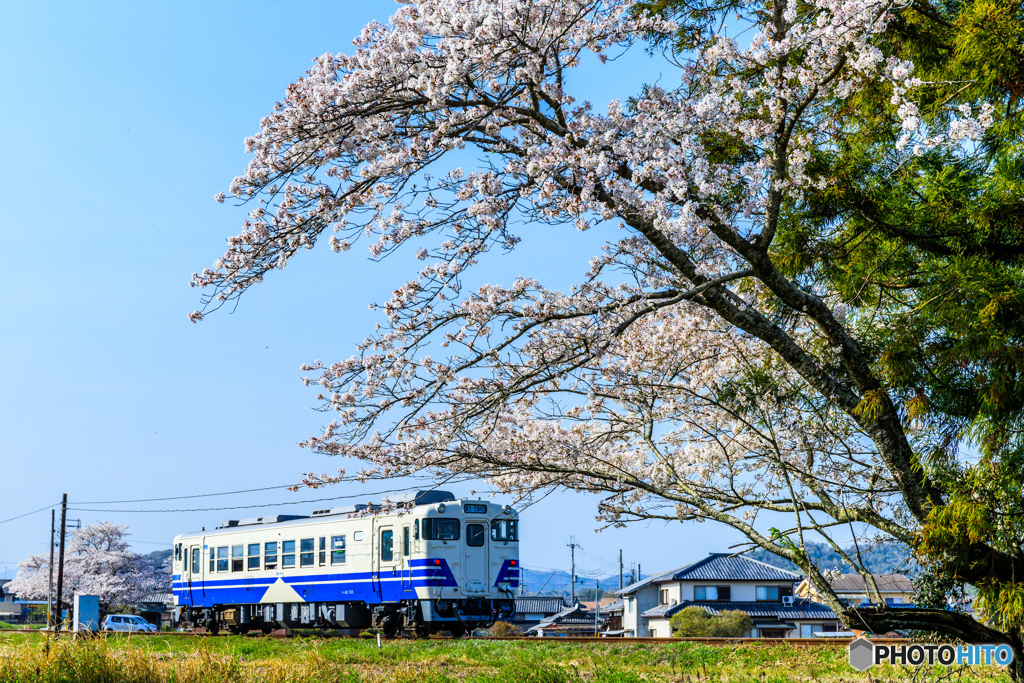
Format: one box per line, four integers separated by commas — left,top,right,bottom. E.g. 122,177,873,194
507,595,572,632
796,574,915,607
617,553,841,638
526,603,605,637
0,580,20,622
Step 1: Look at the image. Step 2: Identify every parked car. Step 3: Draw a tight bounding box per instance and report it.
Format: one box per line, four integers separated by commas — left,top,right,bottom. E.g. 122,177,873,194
102,614,157,632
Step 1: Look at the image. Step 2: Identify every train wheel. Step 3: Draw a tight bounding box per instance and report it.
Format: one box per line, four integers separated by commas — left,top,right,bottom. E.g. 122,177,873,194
448,623,465,639
208,621,220,636
381,616,400,639
227,625,241,635
261,624,274,635
414,622,431,639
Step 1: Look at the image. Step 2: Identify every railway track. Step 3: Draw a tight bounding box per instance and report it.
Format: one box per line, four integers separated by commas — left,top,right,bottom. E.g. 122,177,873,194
83,630,909,646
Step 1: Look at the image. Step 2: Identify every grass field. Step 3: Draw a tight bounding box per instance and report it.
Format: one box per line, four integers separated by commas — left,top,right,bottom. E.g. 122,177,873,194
0,632,1012,683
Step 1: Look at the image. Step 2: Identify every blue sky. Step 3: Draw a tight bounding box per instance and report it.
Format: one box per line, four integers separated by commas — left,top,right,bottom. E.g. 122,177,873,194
0,0,747,583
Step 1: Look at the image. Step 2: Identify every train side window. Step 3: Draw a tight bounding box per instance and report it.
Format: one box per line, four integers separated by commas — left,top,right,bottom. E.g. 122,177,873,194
353,531,363,542
466,524,485,547
265,542,278,570
217,546,229,573
403,526,410,556
414,519,419,540
300,538,315,567
282,540,296,568
209,548,215,573
331,536,346,565
248,544,260,570
231,545,244,572
319,537,326,566
381,530,393,562
192,548,200,575
490,519,518,542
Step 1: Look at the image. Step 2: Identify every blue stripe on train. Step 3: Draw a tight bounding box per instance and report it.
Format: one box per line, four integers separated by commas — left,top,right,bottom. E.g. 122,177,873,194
174,558,460,608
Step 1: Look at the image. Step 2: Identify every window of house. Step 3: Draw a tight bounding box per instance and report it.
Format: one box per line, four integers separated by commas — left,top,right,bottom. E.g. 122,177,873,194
282,540,296,568
217,546,229,572
319,537,326,566
231,545,244,572
300,538,315,567
265,542,278,570
381,530,393,561
331,536,346,565
248,544,260,570
660,589,670,605
885,597,903,605
800,624,824,638
422,518,460,540
756,586,791,601
694,586,729,601
467,524,485,547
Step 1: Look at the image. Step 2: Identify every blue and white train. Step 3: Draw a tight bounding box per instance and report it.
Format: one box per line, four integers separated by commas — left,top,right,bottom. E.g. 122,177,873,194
170,491,519,636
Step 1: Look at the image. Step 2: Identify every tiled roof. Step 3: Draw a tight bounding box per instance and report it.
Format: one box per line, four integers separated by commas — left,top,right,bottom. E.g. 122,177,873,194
526,604,605,632
515,596,571,615
673,554,802,582
642,599,838,620
829,574,914,593
601,599,624,614
617,554,800,595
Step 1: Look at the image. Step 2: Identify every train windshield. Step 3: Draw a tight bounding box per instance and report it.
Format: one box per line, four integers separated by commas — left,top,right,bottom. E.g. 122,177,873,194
490,519,518,542
422,518,460,540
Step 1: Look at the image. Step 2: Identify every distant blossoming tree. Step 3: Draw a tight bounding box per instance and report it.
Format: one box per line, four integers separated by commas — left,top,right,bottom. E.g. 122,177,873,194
9,522,167,612
193,0,1024,671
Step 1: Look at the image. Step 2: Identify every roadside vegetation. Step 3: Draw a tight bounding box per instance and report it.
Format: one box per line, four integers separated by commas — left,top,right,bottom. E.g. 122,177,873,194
0,633,1012,682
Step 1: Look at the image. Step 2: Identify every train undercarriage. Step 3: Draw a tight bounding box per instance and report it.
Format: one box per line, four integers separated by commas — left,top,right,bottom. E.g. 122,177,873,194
180,598,515,638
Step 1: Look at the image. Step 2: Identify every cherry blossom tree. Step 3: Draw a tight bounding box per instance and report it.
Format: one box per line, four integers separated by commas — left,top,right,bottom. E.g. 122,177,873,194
9,523,167,613
193,0,1022,668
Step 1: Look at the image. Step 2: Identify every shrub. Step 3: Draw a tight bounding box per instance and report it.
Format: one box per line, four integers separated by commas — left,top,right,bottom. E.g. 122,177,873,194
670,608,753,637
486,621,521,637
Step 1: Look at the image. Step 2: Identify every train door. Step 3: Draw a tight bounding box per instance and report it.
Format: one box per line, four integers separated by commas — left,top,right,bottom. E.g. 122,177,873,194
187,545,201,605
375,525,396,601
463,521,489,593
400,525,412,593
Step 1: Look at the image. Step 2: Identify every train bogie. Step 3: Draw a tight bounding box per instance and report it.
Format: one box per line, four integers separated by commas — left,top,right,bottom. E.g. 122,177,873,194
171,491,518,635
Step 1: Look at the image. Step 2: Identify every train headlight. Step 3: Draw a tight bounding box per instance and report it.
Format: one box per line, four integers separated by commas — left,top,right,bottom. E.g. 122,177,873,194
437,503,446,513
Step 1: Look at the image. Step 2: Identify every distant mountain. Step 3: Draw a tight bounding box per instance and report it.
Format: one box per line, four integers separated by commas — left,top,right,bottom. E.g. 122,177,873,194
520,568,641,599
746,542,917,576
146,549,172,570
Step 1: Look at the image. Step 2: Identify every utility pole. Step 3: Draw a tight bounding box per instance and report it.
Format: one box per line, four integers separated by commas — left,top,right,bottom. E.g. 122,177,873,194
47,510,55,630
54,494,67,638
619,549,623,590
567,536,579,605
594,580,601,636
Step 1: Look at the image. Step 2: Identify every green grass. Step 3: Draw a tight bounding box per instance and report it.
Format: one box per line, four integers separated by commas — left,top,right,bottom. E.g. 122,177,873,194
0,633,1012,682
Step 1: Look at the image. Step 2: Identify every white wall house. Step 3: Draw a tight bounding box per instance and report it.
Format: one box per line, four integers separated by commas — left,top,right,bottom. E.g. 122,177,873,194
617,553,841,638
796,573,916,607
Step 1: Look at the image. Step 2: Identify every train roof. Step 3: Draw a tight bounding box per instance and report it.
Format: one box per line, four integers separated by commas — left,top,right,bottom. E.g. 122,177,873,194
172,492,516,542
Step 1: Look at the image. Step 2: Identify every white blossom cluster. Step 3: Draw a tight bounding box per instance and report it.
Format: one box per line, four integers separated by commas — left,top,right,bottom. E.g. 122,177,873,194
193,0,984,558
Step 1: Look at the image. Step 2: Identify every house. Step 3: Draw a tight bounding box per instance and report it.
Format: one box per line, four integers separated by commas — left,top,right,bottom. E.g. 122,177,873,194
600,598,625,633
796,574,915,607
616,553,841,638
525,603,605,637
507,595,572,632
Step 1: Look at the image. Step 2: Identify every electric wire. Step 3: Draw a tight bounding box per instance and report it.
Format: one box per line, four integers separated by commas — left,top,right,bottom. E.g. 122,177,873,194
73,484,297,505
68,483,475,514
0,503,59,526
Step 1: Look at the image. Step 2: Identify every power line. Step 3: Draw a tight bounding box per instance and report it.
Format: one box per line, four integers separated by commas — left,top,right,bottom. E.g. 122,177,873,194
68,483,461,514
0,503,59,526
73,484,297,505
